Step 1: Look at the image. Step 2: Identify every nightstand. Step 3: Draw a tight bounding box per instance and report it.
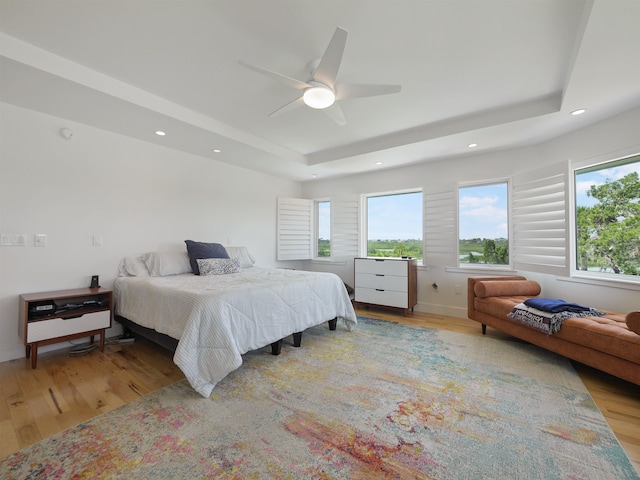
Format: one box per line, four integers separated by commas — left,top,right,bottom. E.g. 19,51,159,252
18,287,113,368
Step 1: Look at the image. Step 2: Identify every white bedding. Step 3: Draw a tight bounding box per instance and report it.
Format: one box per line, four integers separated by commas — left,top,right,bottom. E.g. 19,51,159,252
114,267,357,397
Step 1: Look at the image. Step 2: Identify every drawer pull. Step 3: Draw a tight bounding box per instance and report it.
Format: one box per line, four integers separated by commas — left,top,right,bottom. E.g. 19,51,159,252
375,274,385,277
63,314,84,320
375,289,385,292
375,259,385,262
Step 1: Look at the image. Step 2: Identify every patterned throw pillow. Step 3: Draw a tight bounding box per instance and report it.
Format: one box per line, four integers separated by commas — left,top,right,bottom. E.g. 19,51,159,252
197,257,241,276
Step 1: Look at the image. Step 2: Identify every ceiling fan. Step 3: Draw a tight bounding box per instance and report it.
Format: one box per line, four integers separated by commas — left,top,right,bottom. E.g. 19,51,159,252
239,27,401,126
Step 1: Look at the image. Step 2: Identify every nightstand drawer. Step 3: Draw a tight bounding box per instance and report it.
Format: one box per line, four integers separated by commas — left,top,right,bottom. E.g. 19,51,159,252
27,310,111,343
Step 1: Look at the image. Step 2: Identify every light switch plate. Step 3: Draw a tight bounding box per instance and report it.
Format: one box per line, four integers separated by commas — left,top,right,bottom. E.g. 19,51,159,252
1,233,27,246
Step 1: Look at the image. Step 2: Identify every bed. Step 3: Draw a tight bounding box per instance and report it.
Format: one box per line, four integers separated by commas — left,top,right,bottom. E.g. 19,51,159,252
114,245,357,397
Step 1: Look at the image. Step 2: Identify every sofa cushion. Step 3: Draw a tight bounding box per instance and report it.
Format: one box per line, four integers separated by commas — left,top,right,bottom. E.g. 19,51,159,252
627,311,640,335
474,280,541,298
556,313,640,364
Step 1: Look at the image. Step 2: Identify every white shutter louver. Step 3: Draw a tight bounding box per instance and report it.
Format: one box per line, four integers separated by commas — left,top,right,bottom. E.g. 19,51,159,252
330,196,360,259
277,197,312,261
512,162,569,276
424,185,457,267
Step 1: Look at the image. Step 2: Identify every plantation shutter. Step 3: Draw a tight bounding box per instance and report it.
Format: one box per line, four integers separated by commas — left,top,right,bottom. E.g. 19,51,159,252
423,184,457,267
277,197,313,260
330,196,360,259
512,162,570,276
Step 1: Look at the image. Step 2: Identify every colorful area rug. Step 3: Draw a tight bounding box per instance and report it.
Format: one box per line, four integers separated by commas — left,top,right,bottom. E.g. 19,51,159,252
2,317,638,479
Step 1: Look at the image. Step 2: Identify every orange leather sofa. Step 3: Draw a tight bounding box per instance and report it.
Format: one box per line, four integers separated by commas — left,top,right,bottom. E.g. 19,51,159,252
468,276,640,386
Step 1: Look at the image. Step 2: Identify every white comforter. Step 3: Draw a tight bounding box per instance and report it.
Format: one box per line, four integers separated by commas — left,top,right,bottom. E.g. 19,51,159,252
114,267,357,397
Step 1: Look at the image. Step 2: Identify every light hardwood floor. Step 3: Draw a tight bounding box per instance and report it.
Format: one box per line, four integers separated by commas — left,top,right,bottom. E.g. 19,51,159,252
1,307,638,474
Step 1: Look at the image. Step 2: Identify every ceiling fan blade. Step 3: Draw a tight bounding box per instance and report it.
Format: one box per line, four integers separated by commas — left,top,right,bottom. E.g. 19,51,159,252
238,60,311,91
268,96,305,117
313,27,348,88
335,83,402,101
322,102,347,126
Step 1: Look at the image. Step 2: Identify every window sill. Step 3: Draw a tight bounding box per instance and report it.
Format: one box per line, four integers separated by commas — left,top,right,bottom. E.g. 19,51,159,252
559,274,640,292
309,259,347,266
445,266,518,275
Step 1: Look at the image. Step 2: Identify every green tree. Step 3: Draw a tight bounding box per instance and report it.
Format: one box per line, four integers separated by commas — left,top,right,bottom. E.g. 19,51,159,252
578,172,640,275
484,239,496,263
495,243,509,264
393,244,406,257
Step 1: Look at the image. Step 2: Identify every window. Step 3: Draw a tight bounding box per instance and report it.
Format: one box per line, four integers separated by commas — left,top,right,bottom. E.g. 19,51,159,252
366,190,422,259
316,200,330,257
458,182,509,266
277,196,359,261
574,154,640,279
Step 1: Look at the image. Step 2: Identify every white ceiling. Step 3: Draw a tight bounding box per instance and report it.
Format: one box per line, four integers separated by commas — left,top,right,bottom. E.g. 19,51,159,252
1,0,639,182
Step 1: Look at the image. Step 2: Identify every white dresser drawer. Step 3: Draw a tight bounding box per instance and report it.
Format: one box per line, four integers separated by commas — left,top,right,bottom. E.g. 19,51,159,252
355,272,408,292
27,310,111,343
355,287,408,309
355,258,408,276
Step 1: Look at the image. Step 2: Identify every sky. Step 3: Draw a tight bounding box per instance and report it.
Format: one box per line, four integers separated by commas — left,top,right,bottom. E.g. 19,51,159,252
458,183,508,240
317,201,330,239
575,160,640,207
367,192,422,240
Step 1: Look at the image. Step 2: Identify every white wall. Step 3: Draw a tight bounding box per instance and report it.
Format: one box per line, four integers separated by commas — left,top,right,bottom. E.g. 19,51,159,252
302,106,640,319
0,103,301,362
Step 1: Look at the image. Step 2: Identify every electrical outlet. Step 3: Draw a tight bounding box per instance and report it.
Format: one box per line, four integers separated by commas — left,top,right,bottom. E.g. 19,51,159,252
93,233,103,246
35,234,47,247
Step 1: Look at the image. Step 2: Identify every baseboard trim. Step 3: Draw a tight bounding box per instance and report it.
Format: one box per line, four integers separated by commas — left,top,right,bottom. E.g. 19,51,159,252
414,302,467,319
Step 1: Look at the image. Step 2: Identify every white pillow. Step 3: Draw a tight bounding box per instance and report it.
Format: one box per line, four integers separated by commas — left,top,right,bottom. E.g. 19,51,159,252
225,246,256,268
143,251,192,277
197,257,241,276
117,256,150,277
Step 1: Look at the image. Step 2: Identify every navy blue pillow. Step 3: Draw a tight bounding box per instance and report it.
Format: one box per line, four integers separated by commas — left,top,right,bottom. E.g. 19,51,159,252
184,240,229,275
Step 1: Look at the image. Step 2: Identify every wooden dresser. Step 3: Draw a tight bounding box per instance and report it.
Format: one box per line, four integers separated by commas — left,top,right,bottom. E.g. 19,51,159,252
354,257,418,315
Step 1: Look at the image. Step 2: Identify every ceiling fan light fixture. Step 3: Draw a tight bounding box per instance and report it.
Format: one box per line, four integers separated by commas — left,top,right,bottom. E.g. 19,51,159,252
303,82,335,109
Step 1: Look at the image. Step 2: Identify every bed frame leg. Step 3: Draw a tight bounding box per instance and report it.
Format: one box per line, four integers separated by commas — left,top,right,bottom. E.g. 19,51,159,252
328,318,337,330
482,324,487,335
293,332,302,347
271,339,282,355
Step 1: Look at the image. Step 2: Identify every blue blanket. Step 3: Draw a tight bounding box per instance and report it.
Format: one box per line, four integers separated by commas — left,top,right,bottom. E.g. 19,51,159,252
524,298,594,314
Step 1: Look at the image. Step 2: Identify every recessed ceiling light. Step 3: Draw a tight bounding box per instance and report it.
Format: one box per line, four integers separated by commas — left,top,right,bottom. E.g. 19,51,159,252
155,130,166,136
570,109,586,116
468,143,478,148
375,161,383,165
212,149,221,153
311,174,317,178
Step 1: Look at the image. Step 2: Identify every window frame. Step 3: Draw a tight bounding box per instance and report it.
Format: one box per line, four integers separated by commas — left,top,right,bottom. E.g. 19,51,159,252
457,179,512,269
363,188,423,260
315,199,331,259
570,152,640,284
